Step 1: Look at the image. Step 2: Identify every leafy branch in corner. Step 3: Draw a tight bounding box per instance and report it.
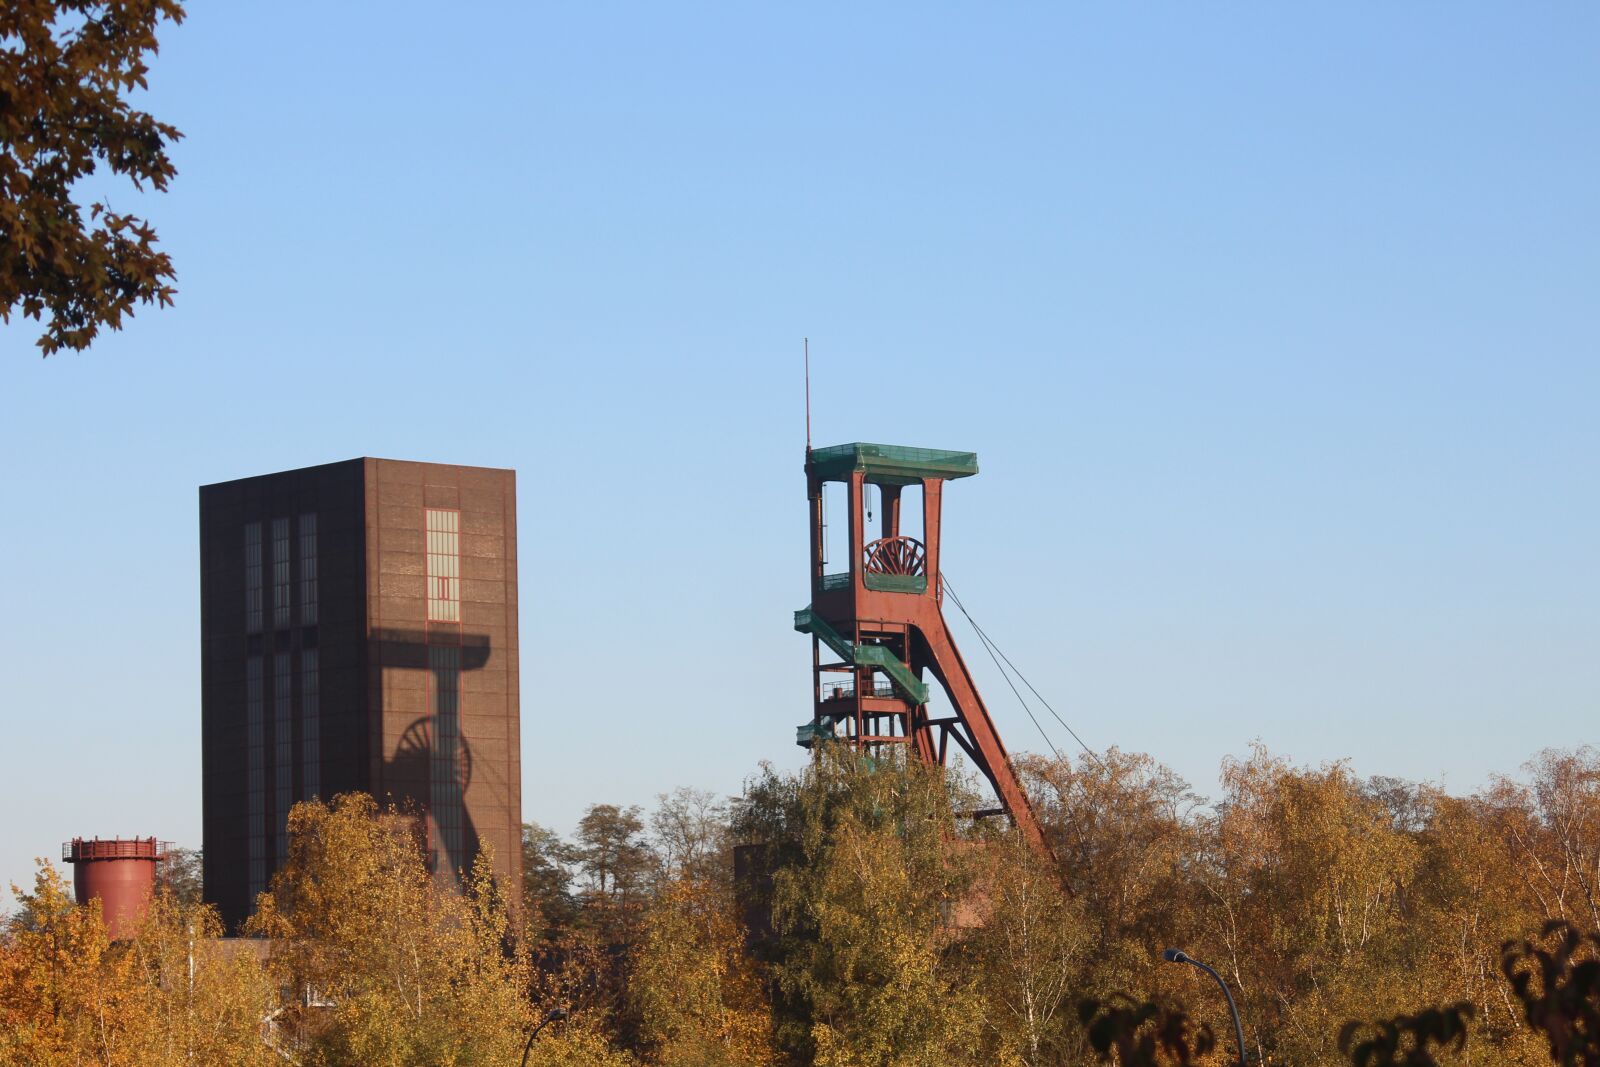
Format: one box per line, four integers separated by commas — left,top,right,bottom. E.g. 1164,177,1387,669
1502,920,1600,1066
1078,995,1216,1067
1,1,186,354
1338,1003,1474,1067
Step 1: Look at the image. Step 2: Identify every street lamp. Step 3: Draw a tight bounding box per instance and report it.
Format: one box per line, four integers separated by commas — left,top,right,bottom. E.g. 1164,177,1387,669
518,1007,568,1067
1163,948,1247,1067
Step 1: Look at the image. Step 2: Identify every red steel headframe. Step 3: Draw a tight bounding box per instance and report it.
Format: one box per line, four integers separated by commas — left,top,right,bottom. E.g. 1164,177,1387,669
799,445,1048,855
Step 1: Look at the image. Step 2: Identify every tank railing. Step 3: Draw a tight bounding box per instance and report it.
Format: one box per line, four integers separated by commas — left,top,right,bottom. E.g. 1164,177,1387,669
62,838,172,862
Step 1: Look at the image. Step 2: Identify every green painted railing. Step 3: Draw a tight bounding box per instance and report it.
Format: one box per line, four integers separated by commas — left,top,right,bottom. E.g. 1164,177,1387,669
793,607,930,705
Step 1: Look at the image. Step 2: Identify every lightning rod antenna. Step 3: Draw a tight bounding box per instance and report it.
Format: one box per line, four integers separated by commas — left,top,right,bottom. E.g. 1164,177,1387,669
804,337,813,457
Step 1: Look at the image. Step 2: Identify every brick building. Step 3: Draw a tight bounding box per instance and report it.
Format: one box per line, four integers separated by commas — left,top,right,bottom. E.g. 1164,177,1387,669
199,459,520,928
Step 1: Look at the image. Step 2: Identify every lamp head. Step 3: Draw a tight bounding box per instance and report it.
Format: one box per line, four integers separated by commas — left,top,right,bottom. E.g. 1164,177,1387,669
1163,948,1190,964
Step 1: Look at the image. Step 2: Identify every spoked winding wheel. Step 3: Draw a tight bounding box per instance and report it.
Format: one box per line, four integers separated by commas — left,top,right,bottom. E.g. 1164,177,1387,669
863,536,926,576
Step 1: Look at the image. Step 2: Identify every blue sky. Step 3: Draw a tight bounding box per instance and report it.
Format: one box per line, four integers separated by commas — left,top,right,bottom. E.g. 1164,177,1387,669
2,3,1596,895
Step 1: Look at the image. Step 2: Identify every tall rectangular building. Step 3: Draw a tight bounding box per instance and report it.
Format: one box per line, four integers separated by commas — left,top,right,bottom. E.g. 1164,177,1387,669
200,459,520,929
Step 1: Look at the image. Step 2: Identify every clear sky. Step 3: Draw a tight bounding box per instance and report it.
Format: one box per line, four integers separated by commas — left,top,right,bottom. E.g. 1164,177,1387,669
2,3,1596,897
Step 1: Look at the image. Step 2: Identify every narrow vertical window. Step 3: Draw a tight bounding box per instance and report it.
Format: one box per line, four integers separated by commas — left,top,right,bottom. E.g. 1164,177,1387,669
245,522,263,633
299,513,318,625
246,655,265,896
301,648,320,800
274,652,292,864
272,518,291,629
425,509,460,622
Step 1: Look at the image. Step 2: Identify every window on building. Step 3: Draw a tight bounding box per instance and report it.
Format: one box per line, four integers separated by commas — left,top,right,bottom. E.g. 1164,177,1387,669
272,518,291,629
274,652,292,864
301,648,320,800
299,513,318,626
425,509,460,622
246,655,265,896
245,523,263,633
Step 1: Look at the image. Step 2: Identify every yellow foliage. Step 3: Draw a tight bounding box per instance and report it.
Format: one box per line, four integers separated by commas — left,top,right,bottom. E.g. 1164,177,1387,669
630,877,776,1066
522,1020,640,1066
767,748,983,1067
0,862,274,1067
246,793,533,1066
4,746,1596,1067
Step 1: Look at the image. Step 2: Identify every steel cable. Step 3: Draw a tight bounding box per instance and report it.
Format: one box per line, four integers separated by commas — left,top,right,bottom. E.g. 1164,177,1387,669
942,573,1108,771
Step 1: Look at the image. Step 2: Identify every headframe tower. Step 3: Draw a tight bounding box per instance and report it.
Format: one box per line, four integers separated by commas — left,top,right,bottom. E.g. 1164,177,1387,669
794,442,1046,851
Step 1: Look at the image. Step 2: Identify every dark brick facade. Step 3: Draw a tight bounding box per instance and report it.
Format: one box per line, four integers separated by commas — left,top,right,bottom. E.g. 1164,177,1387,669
200,459,520,930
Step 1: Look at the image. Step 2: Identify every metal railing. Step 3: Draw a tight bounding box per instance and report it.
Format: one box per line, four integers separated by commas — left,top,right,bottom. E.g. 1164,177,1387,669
822,680,898,702
62,838,171,862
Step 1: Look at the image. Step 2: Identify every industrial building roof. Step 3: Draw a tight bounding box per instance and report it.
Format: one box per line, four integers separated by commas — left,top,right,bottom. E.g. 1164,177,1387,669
807,442,979,484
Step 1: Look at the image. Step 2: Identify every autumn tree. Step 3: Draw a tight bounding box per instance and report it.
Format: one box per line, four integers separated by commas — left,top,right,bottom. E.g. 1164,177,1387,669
628,876,776,1066
1338,1002,1476,1067
651,787,732,886
1,0,185,354
1018,748,1205,1000
154,844,202,905
1016,743,1588,1065
1077,996,1216,1067
575,804,655,904
570,803,657,962
8,748,1595,1067
1195,747,1428,1063
1498,748,1600,933
740,748,984,1067
518,1022,641,1067
523,820,578,935
0,863,157,1065
120,887,278,1066
246,793,536,1066
0,862,274,1067
966,828,1088,1067
1395,789,1551,1061
1501,920,1600,1066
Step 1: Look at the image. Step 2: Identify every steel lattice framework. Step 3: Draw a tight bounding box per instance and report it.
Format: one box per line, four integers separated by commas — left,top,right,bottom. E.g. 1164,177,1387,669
795,442,1047,853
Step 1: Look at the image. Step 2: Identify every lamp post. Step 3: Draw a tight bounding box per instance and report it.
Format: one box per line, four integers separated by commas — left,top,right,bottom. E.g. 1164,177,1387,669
518,1007,567,1067
1163,948,1247,1066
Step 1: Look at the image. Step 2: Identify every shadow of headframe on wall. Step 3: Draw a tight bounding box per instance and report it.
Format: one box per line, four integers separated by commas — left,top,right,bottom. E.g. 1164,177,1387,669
370,628,491,883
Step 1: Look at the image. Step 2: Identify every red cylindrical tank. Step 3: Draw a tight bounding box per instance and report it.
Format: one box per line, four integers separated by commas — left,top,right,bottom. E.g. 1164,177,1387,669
62,837,167,940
